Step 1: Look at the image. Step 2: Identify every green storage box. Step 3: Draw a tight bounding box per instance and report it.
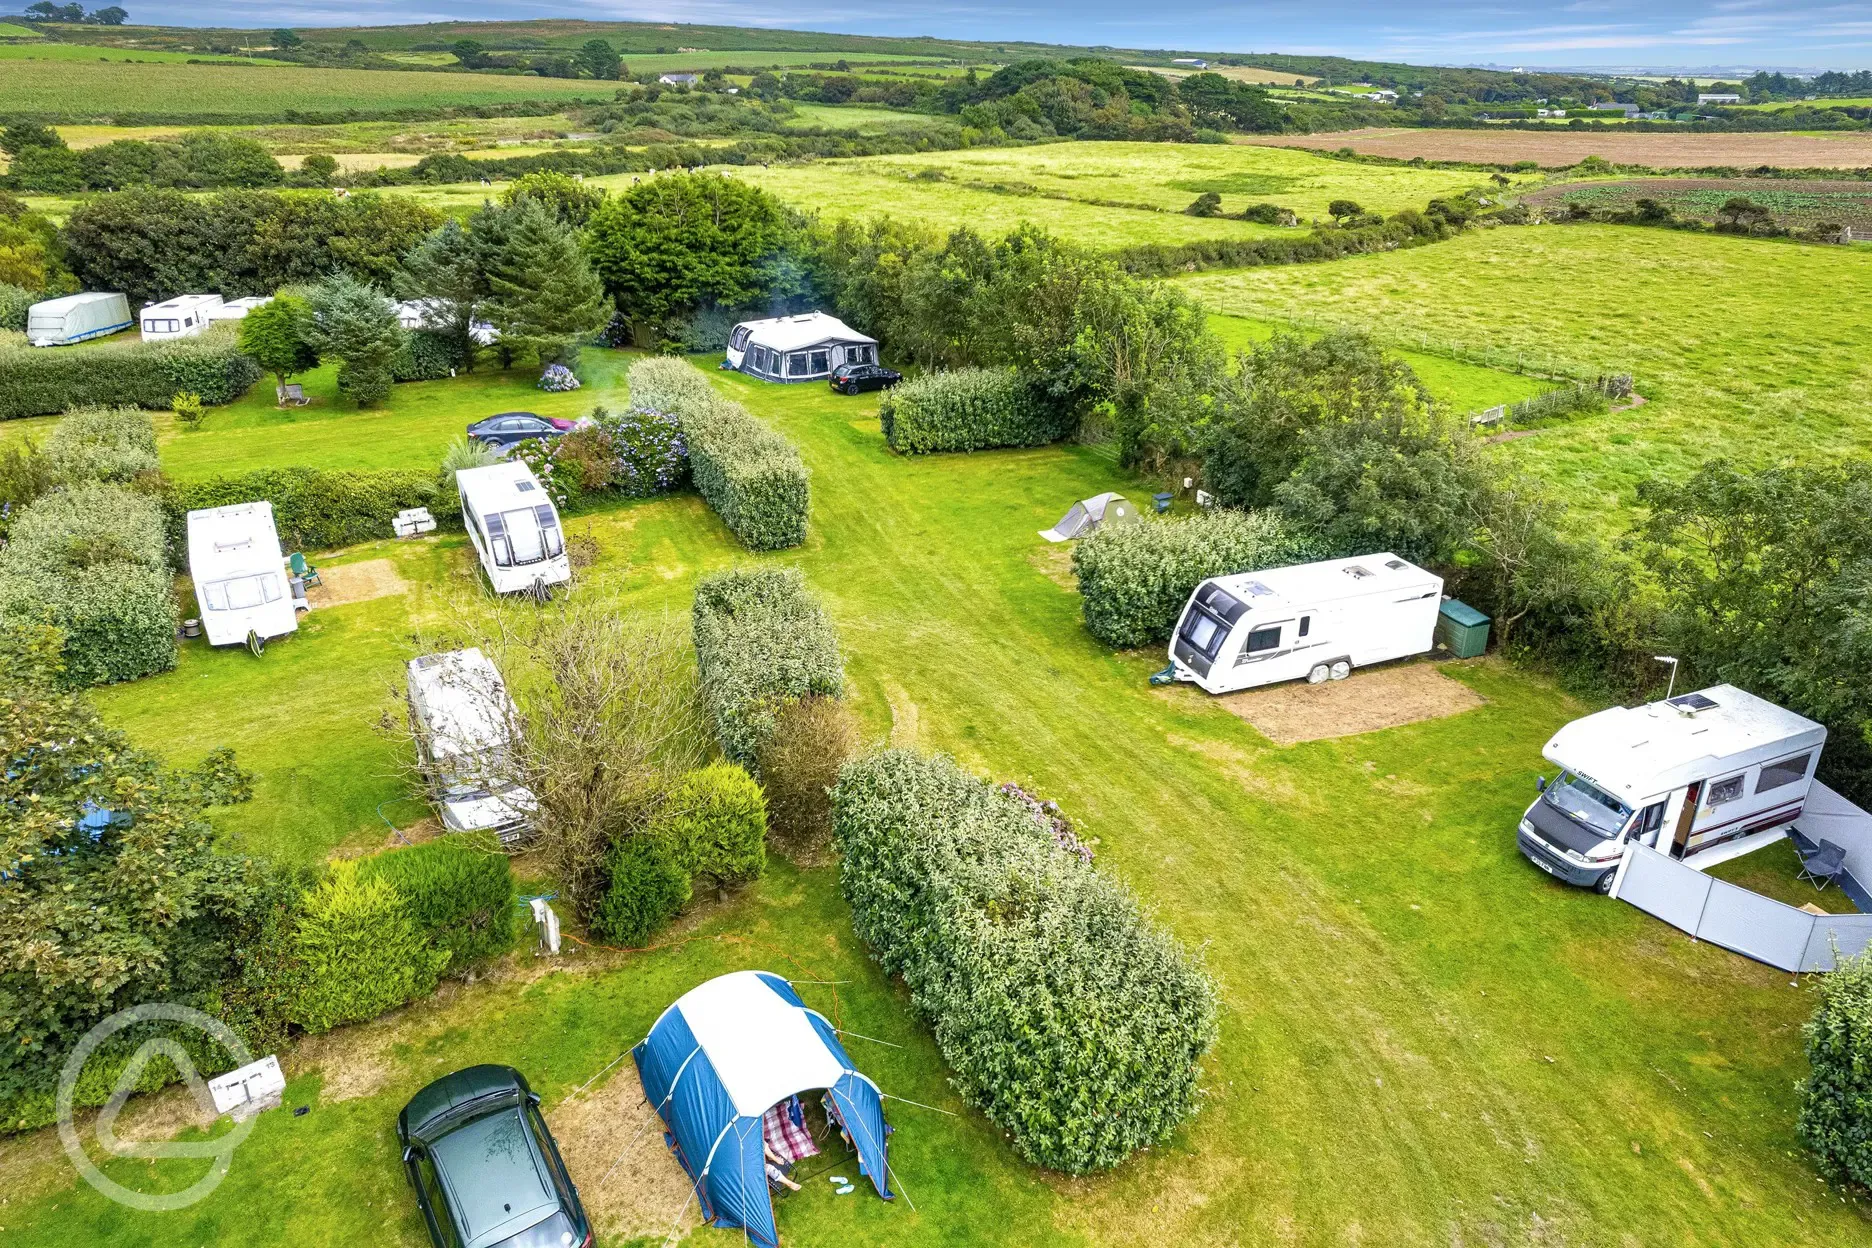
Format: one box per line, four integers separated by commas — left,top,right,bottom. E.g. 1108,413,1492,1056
1435,598,1490,658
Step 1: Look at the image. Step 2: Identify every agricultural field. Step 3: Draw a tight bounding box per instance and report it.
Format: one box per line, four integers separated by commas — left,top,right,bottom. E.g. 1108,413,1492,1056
3,351,1867,1246
0,40,273,65
780,102,952,132
1182,223,1872,527
1526,177,1872,231
1241,125,1872,168
1127,63,1317,85
0,21,39,36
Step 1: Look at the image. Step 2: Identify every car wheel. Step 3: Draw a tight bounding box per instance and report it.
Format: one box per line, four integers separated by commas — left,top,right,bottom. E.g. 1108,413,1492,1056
1329,660,1351,681
1307,663,1330,684
1595,867,1617,895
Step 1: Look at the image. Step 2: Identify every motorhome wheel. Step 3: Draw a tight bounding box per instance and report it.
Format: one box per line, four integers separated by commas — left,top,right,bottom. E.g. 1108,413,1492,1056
1595,868,1616,895
1307,663,1330,684
1329,660,1351,681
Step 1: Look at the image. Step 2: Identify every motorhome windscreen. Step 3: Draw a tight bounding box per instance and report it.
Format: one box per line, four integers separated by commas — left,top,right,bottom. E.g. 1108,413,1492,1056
1544,772,1632,837
202,573,282,611
1179,587,1243,660
485,506,563,568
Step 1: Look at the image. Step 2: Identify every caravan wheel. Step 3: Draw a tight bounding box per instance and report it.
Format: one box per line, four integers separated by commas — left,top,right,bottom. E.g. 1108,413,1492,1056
1307,663,1330,684
1329,660,1351,681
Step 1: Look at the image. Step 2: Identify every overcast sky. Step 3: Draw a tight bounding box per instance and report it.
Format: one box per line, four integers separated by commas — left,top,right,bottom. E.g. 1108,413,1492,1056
138,1,1872,73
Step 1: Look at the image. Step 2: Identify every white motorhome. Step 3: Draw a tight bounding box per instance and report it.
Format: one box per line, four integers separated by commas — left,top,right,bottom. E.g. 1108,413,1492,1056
140,294,224,341
456,461,571,596
186,502,300,649
26,292,132,346
1517,685,1826,892
405,648,535,845
1163,553,1443,695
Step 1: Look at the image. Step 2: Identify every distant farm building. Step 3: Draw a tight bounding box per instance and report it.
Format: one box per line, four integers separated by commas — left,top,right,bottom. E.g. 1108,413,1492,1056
659,72,701,86
1698,92,1741,104
1171,58,1208,68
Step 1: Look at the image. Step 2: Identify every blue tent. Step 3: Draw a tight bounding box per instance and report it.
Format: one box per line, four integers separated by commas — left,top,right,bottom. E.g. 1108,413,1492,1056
633,970,893,1246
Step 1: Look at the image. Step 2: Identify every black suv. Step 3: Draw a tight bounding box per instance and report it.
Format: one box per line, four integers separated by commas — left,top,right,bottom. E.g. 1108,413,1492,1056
829,362,902,395
397,1065,592,1248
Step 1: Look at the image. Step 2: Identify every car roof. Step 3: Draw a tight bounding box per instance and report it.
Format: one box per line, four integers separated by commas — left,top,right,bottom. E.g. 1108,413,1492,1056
428,1104,561,1248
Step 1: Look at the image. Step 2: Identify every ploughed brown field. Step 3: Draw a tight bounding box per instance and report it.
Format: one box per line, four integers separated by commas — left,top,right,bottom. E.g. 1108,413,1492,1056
1238,126,1872,169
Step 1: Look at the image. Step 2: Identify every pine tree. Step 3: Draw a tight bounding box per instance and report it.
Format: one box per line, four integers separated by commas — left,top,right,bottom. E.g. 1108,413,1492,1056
304,272,402,408
480,199,611,368
396,218,483,372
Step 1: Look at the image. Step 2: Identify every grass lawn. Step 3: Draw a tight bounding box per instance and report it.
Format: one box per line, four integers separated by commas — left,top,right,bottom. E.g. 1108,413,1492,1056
6,352,1867,1245
1182,224,1872,529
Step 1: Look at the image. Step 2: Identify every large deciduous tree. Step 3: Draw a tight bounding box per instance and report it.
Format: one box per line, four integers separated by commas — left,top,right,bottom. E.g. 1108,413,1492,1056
236,293,319,391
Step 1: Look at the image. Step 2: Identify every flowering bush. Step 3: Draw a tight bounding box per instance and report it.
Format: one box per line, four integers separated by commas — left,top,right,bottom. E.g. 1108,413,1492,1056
595,405,689,497
510,437,572,509
537,363,581,393
997,782,1094,863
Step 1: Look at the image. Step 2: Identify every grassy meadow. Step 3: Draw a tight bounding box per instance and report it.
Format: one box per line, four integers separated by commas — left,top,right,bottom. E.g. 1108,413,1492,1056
0,41,274,65
1,346,1867,1245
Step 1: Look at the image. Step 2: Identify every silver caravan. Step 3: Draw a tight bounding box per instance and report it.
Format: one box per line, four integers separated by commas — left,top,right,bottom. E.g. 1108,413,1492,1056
1164,553,1443,695
1517,685,1826,892
405,648,535,845
27,292,132,346
456,461,571,596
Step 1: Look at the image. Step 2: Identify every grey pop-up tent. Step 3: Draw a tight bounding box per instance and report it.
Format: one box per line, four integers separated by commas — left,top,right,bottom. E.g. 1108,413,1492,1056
1040,492,1139,543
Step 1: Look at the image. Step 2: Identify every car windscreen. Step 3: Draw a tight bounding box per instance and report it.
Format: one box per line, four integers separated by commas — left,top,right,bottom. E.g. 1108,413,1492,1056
486,506,564,568
1543,771,1632,837
490,1210,577,1248
202,572,282,612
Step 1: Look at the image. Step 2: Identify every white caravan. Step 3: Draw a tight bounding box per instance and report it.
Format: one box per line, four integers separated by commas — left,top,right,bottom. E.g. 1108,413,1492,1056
1517,685,1826,892
26,292,132,346
405,648,536,845
187,502,299,649
456,461,571,596
206,296,273,324
140,294,224,341
1163,553,1443,695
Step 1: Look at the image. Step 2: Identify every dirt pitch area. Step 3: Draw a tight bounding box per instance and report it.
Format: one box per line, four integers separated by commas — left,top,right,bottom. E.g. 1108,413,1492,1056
1238,127,1872,170
1217,660,1487,744
547,1067,702,1245
304,558,409,607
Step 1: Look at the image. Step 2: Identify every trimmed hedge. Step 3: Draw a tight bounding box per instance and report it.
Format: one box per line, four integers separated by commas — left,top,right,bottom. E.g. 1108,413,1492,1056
626,357,809,551
44,406,160,485
289,862,449,1035
355,834,517,969
833,750,1218,1174
1072,508,1323,649
657,761,767,888
1798,948,1872,1187
878,367,1075,454
592,831,690,947
166,467,440,554
692,566,844,769
390,329,467,382
0,326,261,421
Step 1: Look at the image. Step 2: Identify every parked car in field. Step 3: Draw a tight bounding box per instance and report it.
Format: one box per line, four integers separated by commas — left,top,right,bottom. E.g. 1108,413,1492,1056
828,362,902,395
466,412,577,452
398,1065,591,1248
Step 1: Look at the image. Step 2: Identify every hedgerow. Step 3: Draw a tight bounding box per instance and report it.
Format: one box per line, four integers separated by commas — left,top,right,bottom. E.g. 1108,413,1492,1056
289,862,449,1034
1798,948,1872,1186
355,834,517,969
656,762,767,888
1072,508,1322,648
165,467,440,554
832,749,1219,1174
389,329,467,382
626,357,809,551
43,406,160,485
878,367,1075,453
692,565,844,769
0,327,261,420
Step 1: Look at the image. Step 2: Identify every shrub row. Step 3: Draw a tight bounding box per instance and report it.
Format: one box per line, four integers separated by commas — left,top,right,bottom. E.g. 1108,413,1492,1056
1072,508,1324,649
165,467,440,554
43,405,161,485
0,480,176,686
692,565,845,769
354,834,518,969
390,329,468,382
878,367,1076,454
626,357,809,551
1110,210,1464,279
832,750,1219,1174
0,327,261,421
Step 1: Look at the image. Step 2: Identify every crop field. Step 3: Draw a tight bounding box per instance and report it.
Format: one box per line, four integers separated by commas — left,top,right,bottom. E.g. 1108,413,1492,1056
1527,177,1872,230
0,40,272,64
1182,223,1872,527
1126,63,1317,85
1241,125,1872,169
3,348,1866,1246
781,102,954,132
0,21,39,36
0,60,616,120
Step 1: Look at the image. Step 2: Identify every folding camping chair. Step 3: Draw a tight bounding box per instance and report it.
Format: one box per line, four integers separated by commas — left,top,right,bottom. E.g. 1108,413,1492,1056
1798,839,1848,892
288,551,321,587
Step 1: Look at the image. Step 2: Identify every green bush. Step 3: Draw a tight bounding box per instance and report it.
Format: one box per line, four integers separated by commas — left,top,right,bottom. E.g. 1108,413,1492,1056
592,831,690,946
289,862,449,1034
692,566,845,768
3,482,167,572
355,834,517,969
166,467,440,553
878,367,1075,454
43,406,159,484
1072,508,1323,649
0,325,261,421
657,762,767,887
1799,948,1872,1186
626,356,809,551
832,749,1219,1175
390,328,466,382
0,283,33,332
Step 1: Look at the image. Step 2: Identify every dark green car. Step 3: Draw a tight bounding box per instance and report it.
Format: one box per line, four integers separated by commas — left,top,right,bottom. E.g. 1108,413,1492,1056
397,1065,592,1248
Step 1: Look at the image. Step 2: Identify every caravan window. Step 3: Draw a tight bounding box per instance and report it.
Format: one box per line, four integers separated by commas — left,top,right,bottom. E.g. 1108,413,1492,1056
145,318,180,334
729,326,751,350
850,344,875,365
1244,625,1282,655
1756,754,1812,794
809,350,830,374
1707,775,1745,807
485,505,564,568
1298,615,1311,637
202,573,282,612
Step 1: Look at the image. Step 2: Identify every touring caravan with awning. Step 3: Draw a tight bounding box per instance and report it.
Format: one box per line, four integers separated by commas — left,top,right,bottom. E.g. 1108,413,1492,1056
27,292,132,346
1517,685,1826,892
1163,554,1443,695
456,461,571,596
140,293,224,341
405,647,535,845
187,501,300,650
725,312,877,383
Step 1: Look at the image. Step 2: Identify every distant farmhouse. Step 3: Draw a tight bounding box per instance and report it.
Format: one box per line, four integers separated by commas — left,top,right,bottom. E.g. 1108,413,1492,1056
1589,102,1641,117
1698,92,1741,104
1171,58,1208,68
659,72,702,86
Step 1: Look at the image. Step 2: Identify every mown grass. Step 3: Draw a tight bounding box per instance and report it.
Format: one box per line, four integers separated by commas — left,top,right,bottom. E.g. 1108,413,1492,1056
4,351,1865,1245
1182,223,1872,529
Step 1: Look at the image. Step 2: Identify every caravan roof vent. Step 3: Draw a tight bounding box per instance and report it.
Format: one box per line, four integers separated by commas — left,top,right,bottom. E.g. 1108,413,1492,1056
1344,565,1373,579
1385,559,1406,570
1667,691,1719,715
1242,581,1275,598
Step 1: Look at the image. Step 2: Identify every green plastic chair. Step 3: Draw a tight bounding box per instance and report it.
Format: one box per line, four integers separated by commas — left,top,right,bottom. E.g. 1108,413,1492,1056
288,552,321,587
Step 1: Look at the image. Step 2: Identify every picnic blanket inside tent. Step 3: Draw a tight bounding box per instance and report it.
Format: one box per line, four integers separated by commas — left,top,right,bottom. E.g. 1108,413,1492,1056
633,971,892,1247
